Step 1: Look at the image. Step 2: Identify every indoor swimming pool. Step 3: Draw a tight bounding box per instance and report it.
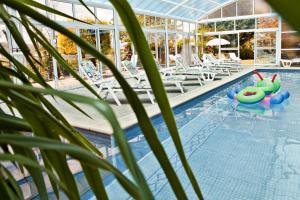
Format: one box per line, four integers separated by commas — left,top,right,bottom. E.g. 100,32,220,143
82,70,300,200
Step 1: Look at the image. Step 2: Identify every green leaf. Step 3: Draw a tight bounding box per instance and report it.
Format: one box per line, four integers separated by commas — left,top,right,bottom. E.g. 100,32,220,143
0,164,24,200
0,134,140,198
0,112,31,132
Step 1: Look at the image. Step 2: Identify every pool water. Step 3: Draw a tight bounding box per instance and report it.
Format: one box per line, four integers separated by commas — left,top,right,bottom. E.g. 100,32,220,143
88,70,300,200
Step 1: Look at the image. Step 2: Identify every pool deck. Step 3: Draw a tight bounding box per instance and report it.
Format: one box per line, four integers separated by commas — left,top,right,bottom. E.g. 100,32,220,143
47,66,300,135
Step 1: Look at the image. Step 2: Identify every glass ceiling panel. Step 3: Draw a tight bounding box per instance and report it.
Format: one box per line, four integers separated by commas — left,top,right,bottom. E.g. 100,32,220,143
82,0,236,21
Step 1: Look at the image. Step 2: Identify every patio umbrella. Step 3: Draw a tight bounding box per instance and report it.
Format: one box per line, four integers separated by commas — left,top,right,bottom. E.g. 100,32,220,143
206,38,230,46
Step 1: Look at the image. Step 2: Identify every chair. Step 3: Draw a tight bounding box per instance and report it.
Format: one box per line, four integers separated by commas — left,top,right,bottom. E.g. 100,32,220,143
174,55,215,83
203,53,240,73
80,60,154,105
122,60,147,84
131,54,138,68
229,53,241,63
192,54,225,76
123,59,185,93
79,60,122,106
155,59,185,93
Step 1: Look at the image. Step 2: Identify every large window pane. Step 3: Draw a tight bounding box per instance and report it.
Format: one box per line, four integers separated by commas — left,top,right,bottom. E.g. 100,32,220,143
222,3,236,18
100,30,114,77
281,50,300,59
74,5,95,23
190,23,196,33
216,21,234,31
146,33,156,59
136,15,145,27
208,9,221,19
24,26,54,82
199,23,215,32
204,35,219,58
168,34,176,65
255,0,272,14
281,32,300,49
157,33,166,65
239,32,254,65
96,8,113,25
167,19,176,31
257,32,276,48
236,19,255,30
183,22,189,32
155,17,165,30
177,34,183,56
51,1,73,22
257,17,278,29
80,29,97,59
145,16,155,29
57,29,78,82
176,20,183,32
221,34,238,48
120,31,132,62
256,32,276,64
237,0,253,16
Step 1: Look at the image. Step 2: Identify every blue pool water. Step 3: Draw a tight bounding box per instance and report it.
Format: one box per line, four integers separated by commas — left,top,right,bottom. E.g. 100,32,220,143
85,70,300,200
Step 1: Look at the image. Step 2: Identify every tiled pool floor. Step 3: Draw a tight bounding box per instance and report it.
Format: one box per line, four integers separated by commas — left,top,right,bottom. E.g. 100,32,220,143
103,71,300,200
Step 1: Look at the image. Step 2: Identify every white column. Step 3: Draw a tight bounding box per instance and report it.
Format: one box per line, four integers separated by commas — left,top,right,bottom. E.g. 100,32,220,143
113,9,121,70
195,24,199,55
165,20,169,68
276,17,282,66
50,30,59,89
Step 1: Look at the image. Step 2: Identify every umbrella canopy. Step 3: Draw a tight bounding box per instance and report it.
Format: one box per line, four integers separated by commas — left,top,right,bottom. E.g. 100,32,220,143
206,38,230,46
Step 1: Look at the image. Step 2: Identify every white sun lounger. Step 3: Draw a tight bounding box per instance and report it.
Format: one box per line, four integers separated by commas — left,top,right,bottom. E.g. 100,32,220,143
192,54,227,77
79,60,154,105
122,60,185,93
280,58,300,68
174,55,216,83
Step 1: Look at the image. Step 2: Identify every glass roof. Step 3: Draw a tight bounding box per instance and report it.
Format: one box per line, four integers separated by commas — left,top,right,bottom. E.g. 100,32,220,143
85,0,234,21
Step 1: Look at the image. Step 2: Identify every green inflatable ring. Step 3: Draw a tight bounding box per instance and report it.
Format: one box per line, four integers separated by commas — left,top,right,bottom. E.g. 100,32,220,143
272,79,281,93
236,86,266,104
256,79,275,94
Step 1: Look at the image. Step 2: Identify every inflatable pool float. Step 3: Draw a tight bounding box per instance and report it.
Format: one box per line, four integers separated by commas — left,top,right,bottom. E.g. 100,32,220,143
227,70,290,105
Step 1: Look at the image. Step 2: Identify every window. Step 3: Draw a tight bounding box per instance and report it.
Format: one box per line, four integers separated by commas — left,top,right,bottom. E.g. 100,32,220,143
155,17,165,30
136,15,144,27
96,8,113,25
176,20,183,32
74,4,95,23
257,17,278,29
222,3,236,18
51,1,73,22
145,16,155,28
236,19,255,30
256,32,276,64
204,35,219,58
216,21,234,31
199,23,215,32
190,23,196,33
237,0,253,16
208,9,221,19
255,0,272,14
281,50,300,59
183,22,189,32
281,32,300,49
167,19,176,31
221,34,238,48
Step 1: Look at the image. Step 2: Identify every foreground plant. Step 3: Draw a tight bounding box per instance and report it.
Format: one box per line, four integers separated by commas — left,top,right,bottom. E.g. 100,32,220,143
0,0,203,199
